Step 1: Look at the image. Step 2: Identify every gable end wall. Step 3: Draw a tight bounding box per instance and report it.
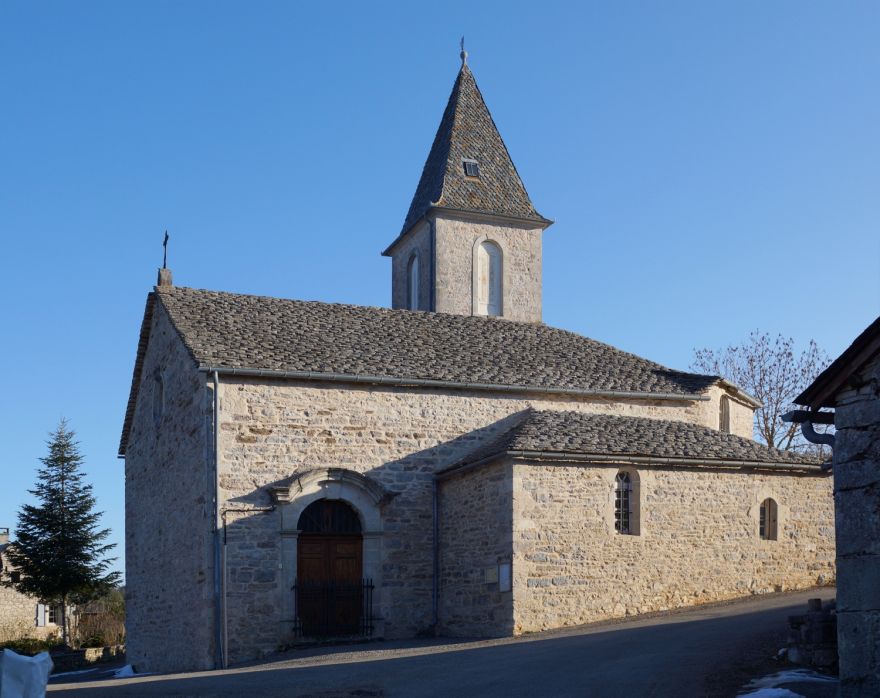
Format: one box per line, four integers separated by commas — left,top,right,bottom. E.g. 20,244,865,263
124,301,215,673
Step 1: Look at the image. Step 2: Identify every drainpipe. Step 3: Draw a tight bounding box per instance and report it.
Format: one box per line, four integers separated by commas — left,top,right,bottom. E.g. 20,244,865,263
432,477,439,632
781,409,836,469
211,370,225,669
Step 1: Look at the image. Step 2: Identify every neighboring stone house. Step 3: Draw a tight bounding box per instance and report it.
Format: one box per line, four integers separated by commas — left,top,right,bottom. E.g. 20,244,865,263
791,316,880,697
0,528,61,642
120,55,835,673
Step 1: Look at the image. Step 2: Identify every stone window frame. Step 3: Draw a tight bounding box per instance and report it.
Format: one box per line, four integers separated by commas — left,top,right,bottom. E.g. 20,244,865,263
759,497,779,541
406,250,420,311
719,395,731,433
471,235,504,318
750,489,785,543
608,467,641,536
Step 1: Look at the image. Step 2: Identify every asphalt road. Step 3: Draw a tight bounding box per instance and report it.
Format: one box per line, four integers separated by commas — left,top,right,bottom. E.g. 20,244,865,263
49,588,833,698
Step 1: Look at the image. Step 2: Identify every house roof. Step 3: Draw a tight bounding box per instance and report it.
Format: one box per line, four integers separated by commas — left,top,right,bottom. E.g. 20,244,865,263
445,409,823,474
389,64,549,249
795,315,880,409
119,285,724,455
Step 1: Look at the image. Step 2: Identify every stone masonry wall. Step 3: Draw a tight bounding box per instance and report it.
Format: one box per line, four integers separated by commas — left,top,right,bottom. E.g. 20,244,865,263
390,220,433,311
512,462,835,633
217,378,717,662
439,461,513,636
124,302,216,673
434,215,543,323
833,354,880,697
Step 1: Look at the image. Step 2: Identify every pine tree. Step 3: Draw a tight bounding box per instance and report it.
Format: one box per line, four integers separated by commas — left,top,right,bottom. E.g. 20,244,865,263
4,420,120,645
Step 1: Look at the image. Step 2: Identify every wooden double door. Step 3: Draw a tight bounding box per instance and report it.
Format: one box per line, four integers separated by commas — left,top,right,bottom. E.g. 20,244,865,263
296,500,364,636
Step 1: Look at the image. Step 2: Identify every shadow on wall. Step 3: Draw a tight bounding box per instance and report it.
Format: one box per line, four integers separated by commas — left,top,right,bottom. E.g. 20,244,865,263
217,409,529,661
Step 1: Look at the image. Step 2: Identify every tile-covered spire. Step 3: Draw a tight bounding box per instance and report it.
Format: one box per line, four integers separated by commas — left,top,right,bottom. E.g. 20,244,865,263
398,63,549,236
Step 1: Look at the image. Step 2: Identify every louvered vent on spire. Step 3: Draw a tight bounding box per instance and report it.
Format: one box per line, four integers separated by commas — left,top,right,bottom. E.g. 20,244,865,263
399,64,549,235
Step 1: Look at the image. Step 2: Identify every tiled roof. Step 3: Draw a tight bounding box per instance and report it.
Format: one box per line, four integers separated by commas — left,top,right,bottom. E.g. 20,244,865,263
119,286,721,455
395,64,548,240
450,409,823,471
157,286,717,394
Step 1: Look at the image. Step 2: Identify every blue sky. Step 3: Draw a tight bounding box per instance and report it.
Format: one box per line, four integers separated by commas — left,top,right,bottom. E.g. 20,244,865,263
1,2,877,578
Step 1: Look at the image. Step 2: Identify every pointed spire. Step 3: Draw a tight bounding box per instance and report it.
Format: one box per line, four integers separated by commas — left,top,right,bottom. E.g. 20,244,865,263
395,59,549,237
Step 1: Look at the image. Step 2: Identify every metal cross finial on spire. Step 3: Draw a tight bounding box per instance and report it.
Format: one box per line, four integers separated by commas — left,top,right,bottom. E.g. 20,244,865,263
162,230,169,269
460,36,468,67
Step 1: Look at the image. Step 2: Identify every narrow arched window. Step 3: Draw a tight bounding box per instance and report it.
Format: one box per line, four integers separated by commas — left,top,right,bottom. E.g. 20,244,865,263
407,252,420,311
615,472,633,534
759,498,778,540
476,241,502,317
720,395,731,433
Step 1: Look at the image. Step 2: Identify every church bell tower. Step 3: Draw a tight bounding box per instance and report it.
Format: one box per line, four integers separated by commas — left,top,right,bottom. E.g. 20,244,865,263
382,47,551,323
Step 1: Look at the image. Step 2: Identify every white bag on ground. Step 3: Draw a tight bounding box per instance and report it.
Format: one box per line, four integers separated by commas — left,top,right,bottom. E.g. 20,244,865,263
0,649,53,698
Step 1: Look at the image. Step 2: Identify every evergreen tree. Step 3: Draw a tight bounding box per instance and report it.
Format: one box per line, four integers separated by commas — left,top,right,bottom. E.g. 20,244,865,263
4,420,120,645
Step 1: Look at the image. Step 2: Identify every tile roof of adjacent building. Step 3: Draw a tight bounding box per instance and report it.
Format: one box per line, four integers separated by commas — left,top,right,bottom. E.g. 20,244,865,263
795,314,880,409
119,286,725,455
391,64,550,247
446,409,823,473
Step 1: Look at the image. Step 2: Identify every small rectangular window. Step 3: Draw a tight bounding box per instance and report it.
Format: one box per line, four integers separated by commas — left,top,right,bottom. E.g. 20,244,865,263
463,160,480,178
10,571,20,584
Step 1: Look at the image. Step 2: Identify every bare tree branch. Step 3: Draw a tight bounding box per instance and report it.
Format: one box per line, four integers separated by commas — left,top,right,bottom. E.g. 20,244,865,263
691,331,831,454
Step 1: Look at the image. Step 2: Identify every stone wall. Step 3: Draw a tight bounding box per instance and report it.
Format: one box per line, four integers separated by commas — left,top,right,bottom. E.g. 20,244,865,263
124,301,216,673
434,215,543,323
439,461,513,636
511,462,835,633
0,583,48,642
389,220,432,312
833,354,880,697
216,378,718,662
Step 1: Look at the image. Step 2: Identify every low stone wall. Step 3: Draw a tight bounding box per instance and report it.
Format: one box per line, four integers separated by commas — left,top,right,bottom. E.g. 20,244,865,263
50,645,126,674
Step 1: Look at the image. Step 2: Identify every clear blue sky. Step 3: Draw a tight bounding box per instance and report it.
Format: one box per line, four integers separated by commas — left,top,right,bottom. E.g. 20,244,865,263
1,2,877,578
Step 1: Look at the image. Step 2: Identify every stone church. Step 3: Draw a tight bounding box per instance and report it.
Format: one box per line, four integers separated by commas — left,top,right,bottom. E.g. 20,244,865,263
121,55,835,673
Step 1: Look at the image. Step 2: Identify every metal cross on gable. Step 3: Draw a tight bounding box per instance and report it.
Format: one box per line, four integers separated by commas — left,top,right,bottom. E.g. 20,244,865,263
162,230,169,269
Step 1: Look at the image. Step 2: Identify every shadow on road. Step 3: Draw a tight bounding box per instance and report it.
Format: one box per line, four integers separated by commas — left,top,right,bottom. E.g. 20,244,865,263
49,590,834,698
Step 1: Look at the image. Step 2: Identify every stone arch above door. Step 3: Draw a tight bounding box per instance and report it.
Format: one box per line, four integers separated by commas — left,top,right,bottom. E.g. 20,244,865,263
269,467,391,639
269,467,392,533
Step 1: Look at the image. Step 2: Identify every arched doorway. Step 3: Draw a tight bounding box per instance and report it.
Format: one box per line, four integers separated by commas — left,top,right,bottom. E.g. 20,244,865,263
296,499,364,636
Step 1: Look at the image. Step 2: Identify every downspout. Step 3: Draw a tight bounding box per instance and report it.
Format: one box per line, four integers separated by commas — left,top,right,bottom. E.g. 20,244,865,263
211,370,226,669
781,409,835,470
432,477,439,632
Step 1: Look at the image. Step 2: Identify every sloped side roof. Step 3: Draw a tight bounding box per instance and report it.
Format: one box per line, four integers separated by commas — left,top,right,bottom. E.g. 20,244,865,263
120,286,724,455
396,64,548,240
450,409,822,471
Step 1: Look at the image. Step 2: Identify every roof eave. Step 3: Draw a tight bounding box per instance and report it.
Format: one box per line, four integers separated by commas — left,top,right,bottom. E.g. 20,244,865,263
715,378,762,408
382,206,554,257
199,365,710,403
796,315,880,409
438,449,826,480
